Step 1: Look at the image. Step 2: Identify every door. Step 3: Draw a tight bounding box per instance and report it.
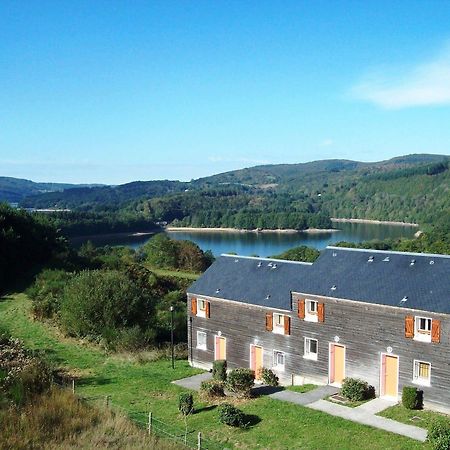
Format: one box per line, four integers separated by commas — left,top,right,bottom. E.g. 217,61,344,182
250,345,263,379
329,344,345,385
215,336,226,360
382,354,399,398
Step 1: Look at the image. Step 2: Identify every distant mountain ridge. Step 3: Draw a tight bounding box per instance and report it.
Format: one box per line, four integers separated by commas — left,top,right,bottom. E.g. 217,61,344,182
2,154,449,232
0,176,103,203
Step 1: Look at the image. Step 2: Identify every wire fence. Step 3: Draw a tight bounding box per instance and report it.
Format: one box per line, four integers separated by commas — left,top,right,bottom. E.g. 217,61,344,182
52,377,227,450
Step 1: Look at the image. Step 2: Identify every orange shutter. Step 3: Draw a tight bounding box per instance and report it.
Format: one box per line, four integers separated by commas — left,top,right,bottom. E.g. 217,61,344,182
405,316,414,338
191,298,197,315
265,313,273,331
284,316,291,335
298,299,305,319
431,320,440,343
205,301,210,318
318,303,325,323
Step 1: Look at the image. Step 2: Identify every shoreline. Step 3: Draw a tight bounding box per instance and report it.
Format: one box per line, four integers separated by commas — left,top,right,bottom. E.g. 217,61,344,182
69,230,156,240
165,226,339,234
330,218,419,227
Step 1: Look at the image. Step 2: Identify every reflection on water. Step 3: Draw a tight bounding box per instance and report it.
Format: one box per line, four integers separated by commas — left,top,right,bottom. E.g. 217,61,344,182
70,222,417,257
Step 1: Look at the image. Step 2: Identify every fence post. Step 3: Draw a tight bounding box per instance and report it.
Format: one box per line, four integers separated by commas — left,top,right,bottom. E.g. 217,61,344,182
105,395,110,407
72,378,75,394
197,431,201,450
148,412,152,435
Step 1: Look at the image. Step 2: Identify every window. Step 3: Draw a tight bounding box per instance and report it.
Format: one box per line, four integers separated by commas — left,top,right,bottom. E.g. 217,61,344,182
273,313,285,334
305,300,319,322
273,351,285,370
304,338,318,360
196,299,209,318
413,360,431,386
414,316,432,342
197,331,207,350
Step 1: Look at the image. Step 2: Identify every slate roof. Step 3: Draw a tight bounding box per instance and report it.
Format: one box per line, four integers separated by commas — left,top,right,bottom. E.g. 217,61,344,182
188,255,312,311
188,247,450,315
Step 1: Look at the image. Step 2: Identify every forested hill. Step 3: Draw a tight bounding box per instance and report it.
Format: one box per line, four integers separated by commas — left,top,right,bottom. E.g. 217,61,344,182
8,153,450,233
0,176,101,203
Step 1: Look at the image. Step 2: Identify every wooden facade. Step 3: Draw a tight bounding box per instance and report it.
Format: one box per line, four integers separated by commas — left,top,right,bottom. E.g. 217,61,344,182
187,291,450,412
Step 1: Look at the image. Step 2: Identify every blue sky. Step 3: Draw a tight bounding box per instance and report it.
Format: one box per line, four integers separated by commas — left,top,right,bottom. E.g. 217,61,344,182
1,1,450,184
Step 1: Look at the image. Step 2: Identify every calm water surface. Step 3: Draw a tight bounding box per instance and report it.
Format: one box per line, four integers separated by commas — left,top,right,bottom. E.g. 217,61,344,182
71,222,417,257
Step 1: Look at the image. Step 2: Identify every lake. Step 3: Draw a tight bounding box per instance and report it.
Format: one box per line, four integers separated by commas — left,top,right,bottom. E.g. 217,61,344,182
70,222,417,257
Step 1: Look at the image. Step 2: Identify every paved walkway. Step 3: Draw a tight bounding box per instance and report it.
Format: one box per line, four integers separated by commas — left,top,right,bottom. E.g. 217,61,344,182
172,373,427,442
172,372,212,390
308,399,427,442
270,385,338,406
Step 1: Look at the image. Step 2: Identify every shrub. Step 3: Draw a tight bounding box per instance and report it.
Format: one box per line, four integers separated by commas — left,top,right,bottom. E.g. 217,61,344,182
178,392,194,416
341,378,374,402
212,360,227,382
217,403,247,428
226,368,255,398
59,270,154,346
428,418,450,450
260,367,279,386
27,269,73,319
200,380,225,398
402,386,423,410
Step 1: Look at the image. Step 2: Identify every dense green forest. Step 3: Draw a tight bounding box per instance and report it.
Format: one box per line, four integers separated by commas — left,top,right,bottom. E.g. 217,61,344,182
14,154,449,234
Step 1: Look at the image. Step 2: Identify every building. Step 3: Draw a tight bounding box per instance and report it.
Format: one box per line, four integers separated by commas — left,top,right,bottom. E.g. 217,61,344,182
187,246,450,413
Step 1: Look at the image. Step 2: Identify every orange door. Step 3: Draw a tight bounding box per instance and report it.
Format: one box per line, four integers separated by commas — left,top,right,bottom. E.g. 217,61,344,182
250,345,263,379
215,336,226,360
383,355,398,397
330,344,345,385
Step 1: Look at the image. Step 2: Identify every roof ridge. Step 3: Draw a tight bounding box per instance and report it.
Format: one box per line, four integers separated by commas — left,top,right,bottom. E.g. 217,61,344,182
220,254,314,265
326,246,450,259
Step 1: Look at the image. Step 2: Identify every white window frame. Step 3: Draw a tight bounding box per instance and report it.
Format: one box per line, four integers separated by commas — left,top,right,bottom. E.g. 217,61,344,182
305,299,319,322
273,350,285,371
196,331,207,350
304,337,318,361
272,313,285,335
414,316,432,343
413,360,431,387
197,299,207,318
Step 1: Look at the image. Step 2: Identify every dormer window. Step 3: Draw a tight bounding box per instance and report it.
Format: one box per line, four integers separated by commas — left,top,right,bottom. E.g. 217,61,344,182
305,300,319,322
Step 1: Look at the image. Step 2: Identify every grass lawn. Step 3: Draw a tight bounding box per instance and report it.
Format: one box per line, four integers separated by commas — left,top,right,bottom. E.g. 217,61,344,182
285,384,317,394
379,404,449,430
144,266,201,280
0,293,431,450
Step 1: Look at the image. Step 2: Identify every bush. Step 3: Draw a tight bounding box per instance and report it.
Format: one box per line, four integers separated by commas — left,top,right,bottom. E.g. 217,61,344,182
402,386,423,410
260,367,279,386
178,392,194,416
212,360,227,382
341,378,374,402
217,403,247,428
59,270,154,346
226,368,255,398
428,418,450,450
27,269,74,319
200,379,225,398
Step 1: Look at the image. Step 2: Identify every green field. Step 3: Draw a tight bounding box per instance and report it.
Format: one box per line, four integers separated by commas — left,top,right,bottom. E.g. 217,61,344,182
0,293,431,450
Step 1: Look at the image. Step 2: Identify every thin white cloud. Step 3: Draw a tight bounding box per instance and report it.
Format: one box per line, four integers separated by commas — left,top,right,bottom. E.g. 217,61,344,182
319,138,334,147
351,44,450,109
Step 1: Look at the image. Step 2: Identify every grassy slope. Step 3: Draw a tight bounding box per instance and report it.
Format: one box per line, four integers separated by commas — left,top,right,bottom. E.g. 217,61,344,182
0,293,430,450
